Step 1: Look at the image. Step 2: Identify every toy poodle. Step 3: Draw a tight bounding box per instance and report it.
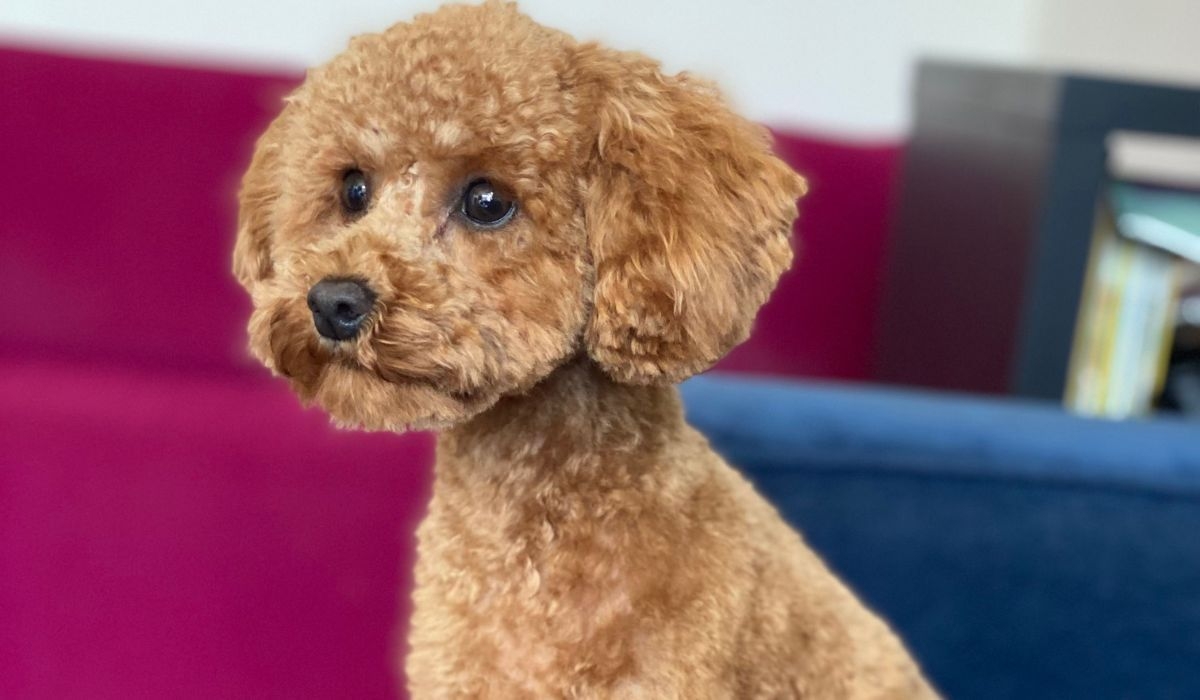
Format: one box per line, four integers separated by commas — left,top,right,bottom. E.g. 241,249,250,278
232,2,937,697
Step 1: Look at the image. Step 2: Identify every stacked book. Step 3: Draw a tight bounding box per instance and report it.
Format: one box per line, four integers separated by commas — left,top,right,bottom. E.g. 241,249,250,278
1066,132,1200,418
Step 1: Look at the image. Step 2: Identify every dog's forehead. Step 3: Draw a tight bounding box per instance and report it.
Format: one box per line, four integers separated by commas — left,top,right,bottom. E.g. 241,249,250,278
296,6,578,159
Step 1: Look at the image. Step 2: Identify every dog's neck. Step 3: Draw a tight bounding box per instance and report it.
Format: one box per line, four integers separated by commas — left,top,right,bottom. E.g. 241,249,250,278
437,357,685,495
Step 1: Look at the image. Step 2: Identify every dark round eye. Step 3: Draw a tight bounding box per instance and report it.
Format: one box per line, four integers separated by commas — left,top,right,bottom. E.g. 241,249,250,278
341,169,370,214
460,179,516,227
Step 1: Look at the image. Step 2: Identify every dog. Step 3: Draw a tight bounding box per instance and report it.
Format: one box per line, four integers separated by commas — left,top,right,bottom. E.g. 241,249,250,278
232,2,937,697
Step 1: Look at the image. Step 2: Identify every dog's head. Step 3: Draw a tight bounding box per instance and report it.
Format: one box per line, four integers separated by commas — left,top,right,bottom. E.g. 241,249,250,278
233,2,806,432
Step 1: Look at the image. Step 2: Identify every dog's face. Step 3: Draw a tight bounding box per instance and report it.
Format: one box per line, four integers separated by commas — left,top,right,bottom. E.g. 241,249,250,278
234,2,805,432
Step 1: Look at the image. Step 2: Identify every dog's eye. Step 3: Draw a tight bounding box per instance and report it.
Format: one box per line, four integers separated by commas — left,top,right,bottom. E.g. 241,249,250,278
341,169,371,214
460,179,516,227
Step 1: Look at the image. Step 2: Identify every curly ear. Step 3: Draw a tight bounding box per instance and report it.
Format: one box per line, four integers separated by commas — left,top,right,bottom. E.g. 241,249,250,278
575,45,807,385
232,110,288,290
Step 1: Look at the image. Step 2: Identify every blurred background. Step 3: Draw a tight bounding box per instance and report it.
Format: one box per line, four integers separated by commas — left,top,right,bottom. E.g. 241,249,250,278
2,1,1199,699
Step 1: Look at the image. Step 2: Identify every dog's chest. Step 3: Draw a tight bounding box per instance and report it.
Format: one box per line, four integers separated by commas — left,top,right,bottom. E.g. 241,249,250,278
413,483,661,692
475,545,638,686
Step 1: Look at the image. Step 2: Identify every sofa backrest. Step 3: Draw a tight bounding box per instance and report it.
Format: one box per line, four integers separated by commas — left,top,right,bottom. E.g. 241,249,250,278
0,47,295,374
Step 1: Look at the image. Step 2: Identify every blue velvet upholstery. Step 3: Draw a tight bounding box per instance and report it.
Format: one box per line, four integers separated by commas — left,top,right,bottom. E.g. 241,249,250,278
681,374,1200,700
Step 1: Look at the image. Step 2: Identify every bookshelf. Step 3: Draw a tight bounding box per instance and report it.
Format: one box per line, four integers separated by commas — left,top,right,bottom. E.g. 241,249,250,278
876,60,1200,416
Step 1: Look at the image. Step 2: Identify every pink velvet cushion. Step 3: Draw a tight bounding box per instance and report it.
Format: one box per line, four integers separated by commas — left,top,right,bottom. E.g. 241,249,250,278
1,357,433,699
0,47,295,374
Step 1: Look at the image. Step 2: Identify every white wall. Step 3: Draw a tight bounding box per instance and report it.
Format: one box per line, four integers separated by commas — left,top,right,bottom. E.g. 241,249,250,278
1031,0,1200,87
4,1,1197,137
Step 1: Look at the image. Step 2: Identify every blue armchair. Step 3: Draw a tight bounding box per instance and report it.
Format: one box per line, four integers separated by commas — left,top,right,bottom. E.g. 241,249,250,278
682,375,1200,700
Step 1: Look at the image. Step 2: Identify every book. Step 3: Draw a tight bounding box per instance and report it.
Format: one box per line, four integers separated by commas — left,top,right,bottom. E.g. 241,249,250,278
1065,133,1200,418
1110,182,1200,263
1107,131,1200,191
1065,205,1180,418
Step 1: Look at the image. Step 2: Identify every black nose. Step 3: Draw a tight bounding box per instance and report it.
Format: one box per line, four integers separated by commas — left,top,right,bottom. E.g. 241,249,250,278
306,278,376,341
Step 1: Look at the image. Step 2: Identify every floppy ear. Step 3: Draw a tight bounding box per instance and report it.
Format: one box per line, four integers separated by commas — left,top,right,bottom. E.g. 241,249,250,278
575,45,807,385
232,111,288,290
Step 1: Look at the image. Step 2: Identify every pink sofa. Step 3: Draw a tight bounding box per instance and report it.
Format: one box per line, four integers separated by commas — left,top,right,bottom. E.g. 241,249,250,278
0,45,899,699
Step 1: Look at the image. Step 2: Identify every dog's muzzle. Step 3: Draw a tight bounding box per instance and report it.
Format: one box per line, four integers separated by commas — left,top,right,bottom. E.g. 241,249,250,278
306,277,376,341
